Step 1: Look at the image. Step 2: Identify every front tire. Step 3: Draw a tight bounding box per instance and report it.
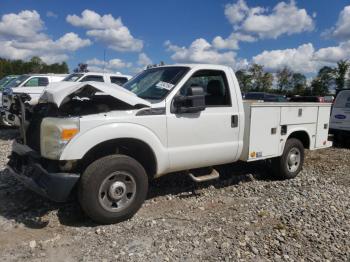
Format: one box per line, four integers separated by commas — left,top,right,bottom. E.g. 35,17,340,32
271,138,304,180
78,154,148,224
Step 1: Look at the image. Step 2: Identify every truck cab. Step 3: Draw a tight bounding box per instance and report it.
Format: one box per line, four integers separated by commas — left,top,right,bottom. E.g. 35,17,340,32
7,64,332,224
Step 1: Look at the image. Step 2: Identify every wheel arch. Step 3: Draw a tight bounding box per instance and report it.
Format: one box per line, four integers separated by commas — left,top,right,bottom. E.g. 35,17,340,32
287,130,311,149
79,138,158,178
60,123,169,176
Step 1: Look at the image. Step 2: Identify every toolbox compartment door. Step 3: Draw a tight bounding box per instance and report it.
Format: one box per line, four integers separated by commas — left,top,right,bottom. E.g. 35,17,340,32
280,106,318,125
248,106,281,160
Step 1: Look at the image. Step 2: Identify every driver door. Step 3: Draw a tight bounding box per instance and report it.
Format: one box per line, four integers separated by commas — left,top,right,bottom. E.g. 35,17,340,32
166,69,240,172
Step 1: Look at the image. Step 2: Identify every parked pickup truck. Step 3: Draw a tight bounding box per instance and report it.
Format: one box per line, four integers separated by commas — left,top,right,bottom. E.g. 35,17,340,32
2,72,131,127
7,64,332,224
1,74,67,126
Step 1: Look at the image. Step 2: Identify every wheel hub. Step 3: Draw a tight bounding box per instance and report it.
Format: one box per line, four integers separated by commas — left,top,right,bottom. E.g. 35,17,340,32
98,171,136,212
108,181,126,200
287,147,301,172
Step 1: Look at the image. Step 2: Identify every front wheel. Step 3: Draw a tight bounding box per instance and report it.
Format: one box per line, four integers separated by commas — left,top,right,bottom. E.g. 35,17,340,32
78,154,148,224
271,138,304,180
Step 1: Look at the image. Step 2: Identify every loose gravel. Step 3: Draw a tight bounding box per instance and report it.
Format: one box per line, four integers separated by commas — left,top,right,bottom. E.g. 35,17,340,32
0,128,349,261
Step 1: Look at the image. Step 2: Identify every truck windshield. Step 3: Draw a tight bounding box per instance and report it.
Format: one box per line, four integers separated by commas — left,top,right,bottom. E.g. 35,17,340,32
63,73,84,82
123,67,189,101
4,75,30,88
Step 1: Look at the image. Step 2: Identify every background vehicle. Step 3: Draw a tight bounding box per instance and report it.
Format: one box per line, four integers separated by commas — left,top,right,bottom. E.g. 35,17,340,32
63,72,131,85
324,96,335,103
0,75,18,90
244,92,287,102
290,96,325,103
1,74,67,126
7,64,332,224
2,72,131,127
330,90,350,144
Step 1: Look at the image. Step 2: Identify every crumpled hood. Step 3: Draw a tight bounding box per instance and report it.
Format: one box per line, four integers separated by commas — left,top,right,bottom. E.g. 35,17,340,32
40,81,151,108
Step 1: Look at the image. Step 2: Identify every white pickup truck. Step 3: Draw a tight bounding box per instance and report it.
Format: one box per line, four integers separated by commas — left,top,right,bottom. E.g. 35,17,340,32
7,64,332,224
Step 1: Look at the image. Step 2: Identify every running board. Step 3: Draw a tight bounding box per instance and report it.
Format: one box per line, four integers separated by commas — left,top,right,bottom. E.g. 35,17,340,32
188,168,220,183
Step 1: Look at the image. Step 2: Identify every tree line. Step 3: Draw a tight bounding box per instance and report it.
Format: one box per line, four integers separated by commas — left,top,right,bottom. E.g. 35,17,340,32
1,56,349,96
0,56,69,79
236,60,350,96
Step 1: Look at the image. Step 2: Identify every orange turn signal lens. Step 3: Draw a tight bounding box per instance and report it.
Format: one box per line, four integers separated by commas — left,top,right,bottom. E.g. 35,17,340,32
61,128,78,141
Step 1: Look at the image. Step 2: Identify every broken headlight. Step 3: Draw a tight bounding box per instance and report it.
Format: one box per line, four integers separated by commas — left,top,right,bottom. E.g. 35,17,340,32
40,117,80,159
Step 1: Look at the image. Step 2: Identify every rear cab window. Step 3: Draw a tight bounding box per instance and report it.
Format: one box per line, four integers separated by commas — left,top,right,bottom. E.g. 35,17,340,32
63,73,83,82
110,76,128,85
80,75,104,82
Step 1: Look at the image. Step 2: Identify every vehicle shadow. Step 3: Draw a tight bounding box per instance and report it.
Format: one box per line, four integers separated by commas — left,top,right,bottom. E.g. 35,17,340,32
0,161,277,229
0,128,19,140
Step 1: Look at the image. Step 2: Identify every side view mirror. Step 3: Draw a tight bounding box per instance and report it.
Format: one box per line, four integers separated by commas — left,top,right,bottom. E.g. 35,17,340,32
173,85,205,114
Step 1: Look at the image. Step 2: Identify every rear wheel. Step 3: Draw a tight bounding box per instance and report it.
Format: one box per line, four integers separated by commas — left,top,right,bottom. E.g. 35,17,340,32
271,138,304,180
78,154,148,224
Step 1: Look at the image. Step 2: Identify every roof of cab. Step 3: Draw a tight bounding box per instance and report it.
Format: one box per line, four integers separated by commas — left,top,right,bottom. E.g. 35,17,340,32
151,63,232,71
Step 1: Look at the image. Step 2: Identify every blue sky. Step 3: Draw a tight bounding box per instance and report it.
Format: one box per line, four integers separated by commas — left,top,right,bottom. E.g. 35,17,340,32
0,0,350,75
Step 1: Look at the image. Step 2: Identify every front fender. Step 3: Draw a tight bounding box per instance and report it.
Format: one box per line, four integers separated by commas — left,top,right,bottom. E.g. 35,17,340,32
59,123,169,175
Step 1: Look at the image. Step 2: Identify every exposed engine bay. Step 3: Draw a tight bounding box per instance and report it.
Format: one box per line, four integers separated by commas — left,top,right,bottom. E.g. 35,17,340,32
9,82,150,151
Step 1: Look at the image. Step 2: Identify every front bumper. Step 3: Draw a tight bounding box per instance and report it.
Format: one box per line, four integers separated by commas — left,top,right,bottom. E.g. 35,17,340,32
7,142,80,202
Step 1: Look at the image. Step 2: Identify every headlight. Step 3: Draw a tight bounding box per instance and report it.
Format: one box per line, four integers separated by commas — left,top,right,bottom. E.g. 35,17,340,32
41,117,80,159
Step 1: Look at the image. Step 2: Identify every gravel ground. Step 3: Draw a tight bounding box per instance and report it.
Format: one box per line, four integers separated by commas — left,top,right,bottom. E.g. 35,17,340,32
0,128,349,261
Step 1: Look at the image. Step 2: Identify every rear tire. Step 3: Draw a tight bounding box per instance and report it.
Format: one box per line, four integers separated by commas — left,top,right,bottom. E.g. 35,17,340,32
78,154,148,224
271,138,304,180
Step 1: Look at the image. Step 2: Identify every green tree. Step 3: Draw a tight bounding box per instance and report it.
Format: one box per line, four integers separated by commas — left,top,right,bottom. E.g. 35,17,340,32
313,66,334,95
261,72,273,92
291,73,307,95
334,60,349,91
276,67,293,93
248,64,265,91
0,57,69,78
29,56,44,73
235,69,252,93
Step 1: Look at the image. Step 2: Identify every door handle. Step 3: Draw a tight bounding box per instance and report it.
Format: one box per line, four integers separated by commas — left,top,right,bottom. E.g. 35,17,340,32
231,115,238,128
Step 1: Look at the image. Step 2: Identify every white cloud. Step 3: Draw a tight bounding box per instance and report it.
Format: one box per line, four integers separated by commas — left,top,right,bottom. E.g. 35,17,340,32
224,0,250,24
46,11,58,18
314,40,350,63
0,10,44,40
86,58,132,73
67,9,143,52
239,0,314,39
165,38,247,69
138,53,152,66
0,10,91,63
323,6,350,41
212,1,315,51
212,32,256,50
252,43,318,73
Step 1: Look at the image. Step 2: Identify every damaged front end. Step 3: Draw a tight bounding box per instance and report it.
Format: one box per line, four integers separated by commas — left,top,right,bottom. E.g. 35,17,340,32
8,81,151,202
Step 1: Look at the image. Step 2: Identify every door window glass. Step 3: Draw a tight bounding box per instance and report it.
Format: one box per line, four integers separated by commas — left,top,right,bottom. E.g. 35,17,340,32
24,77,49,87
180,70,231,106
